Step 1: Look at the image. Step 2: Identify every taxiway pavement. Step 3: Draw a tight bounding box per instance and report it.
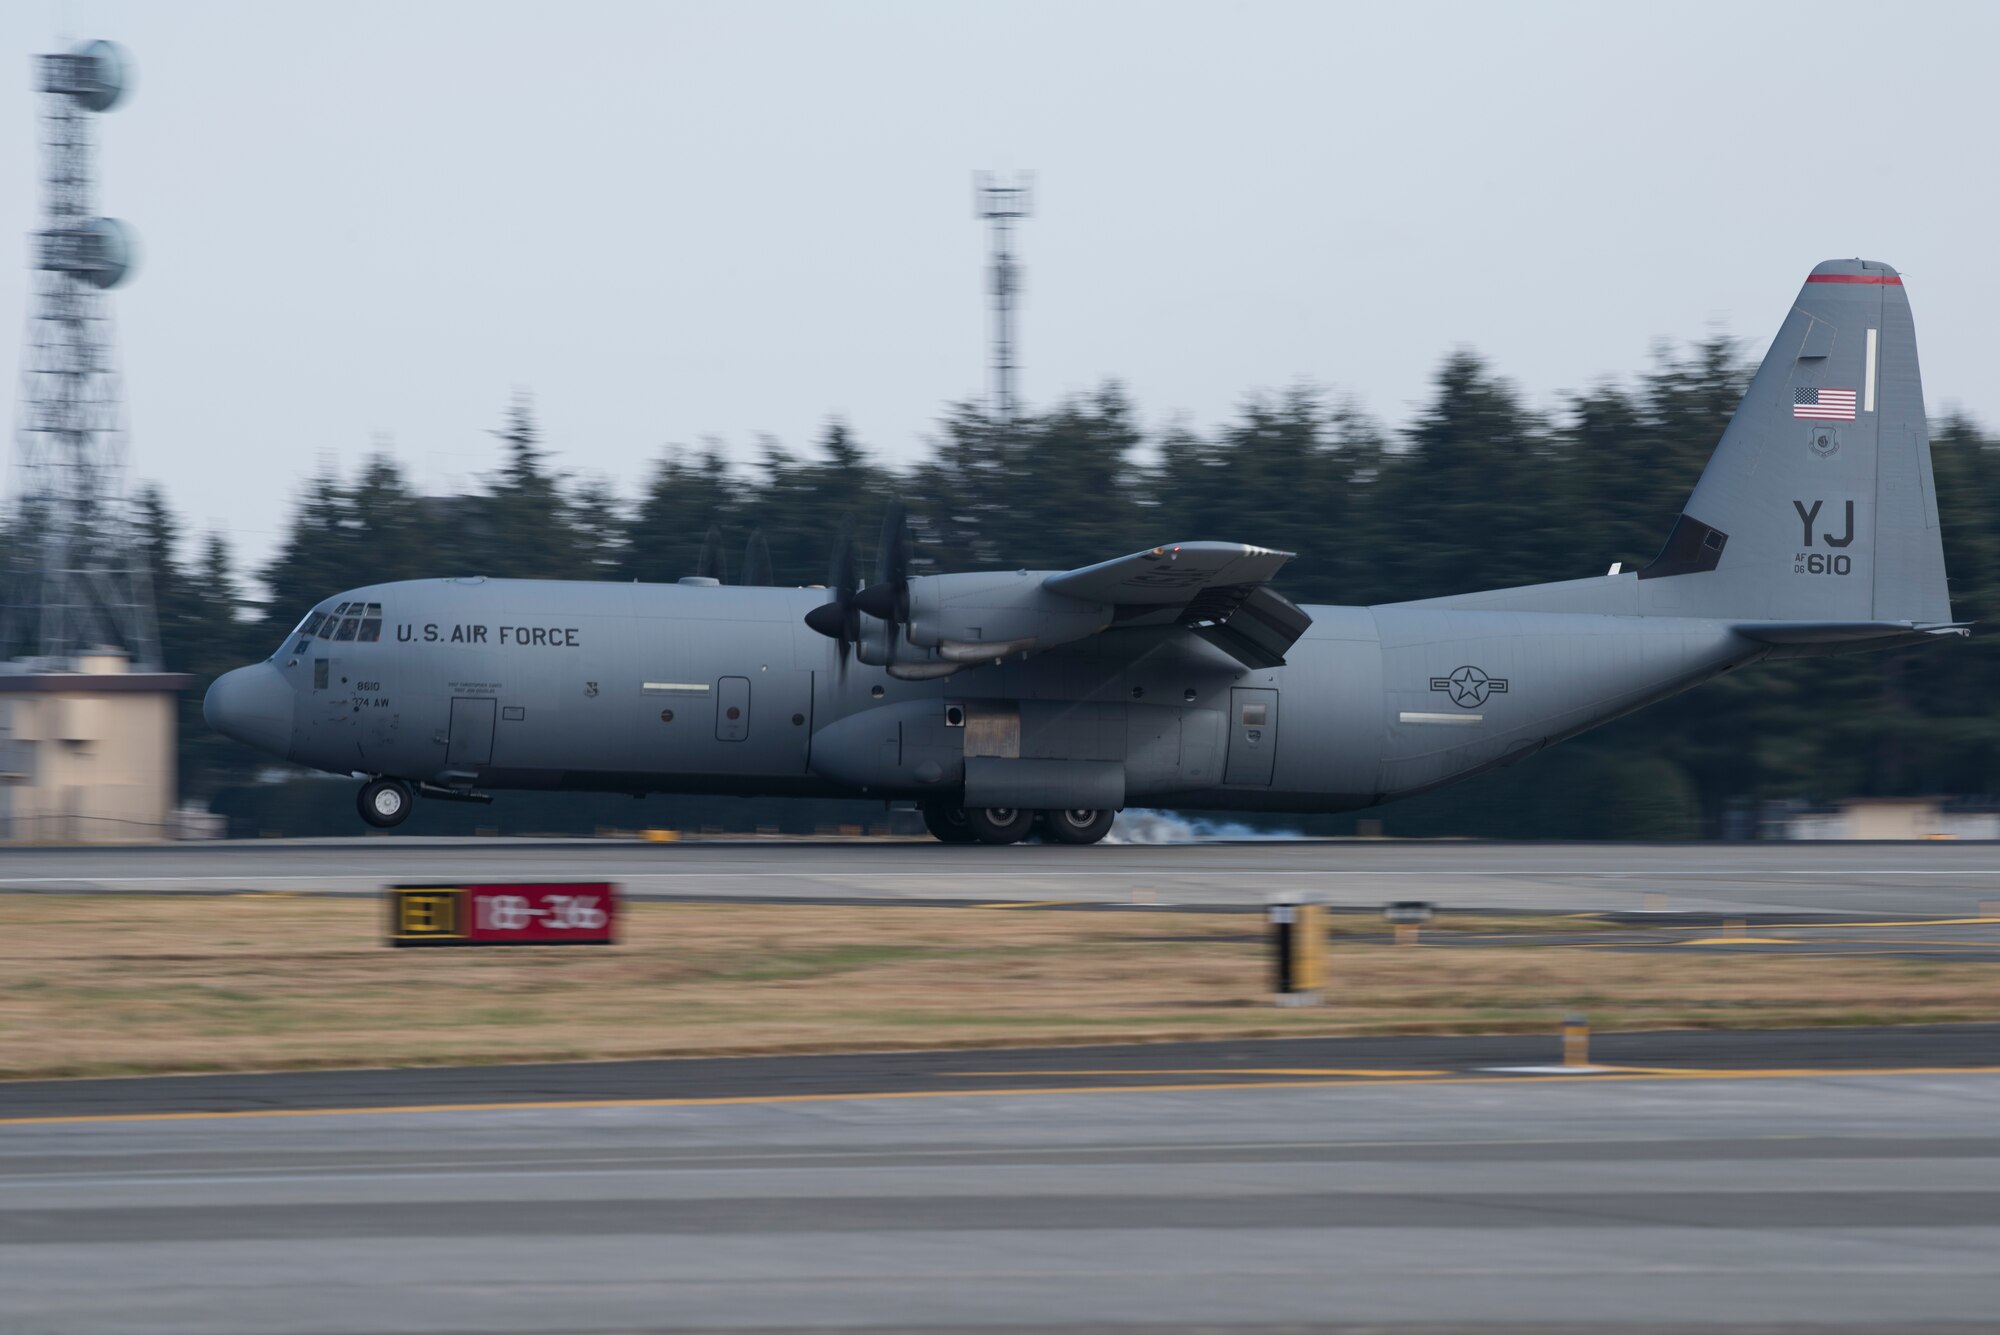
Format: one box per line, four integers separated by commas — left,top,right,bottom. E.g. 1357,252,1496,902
4,1042,1998,1333
7,1024,2000,1121
3,836,2000,916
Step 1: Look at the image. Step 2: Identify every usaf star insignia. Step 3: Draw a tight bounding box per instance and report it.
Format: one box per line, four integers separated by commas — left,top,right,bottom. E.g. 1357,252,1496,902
1429,665,1509,709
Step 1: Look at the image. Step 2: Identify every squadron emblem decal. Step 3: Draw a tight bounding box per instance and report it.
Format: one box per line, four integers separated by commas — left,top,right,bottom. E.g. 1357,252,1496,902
1808,426,1839,459
1430,665,1508,709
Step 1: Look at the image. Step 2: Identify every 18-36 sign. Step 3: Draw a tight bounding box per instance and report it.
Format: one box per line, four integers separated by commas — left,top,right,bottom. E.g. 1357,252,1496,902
388,883,618,947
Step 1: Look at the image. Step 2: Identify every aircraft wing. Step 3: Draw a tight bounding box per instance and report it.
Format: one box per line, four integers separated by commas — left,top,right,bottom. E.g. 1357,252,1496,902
1043,542,1295,605
1044,542,1312,669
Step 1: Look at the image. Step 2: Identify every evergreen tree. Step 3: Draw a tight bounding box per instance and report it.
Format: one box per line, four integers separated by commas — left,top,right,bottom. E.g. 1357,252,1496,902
472,393,583,579
624,445,742,584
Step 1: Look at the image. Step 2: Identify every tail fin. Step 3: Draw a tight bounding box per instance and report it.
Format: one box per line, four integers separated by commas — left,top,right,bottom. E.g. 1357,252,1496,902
1638,259,1951,624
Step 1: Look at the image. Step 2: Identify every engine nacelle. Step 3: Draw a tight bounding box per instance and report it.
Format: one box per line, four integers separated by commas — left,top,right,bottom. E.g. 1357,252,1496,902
904,570,1111,658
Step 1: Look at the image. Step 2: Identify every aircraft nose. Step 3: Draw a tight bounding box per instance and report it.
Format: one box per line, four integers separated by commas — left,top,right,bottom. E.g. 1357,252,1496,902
203,664,296,759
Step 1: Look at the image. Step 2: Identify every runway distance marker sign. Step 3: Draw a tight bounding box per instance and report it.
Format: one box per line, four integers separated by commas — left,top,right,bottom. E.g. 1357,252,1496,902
387,883,618,947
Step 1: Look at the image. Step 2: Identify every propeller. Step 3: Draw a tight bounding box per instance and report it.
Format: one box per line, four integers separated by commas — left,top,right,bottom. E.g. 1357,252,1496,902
694,525,729,584
740,528,773,587
802,521,861,675
852,502,912,622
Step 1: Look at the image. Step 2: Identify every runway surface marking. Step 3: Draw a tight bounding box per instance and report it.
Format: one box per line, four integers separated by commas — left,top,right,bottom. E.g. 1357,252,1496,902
8,869,2000,884
951,1068,1449,1078
12,1064,2000,1128
1749,916,2000,928
971,900,1086,909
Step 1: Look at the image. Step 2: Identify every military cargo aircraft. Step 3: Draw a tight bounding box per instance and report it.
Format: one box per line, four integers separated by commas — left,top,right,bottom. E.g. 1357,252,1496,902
206,260,1964,843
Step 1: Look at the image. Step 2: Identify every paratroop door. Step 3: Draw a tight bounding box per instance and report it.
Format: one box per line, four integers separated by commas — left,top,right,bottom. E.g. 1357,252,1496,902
447,697,496,767
716,676,750,741
1224,687,1278,785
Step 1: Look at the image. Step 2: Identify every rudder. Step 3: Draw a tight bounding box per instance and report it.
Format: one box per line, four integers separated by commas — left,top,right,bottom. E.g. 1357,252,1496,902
1638,259,1951,625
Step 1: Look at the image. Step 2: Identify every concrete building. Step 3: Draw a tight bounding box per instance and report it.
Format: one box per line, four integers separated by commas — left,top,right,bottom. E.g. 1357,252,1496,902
1780,796,2000,842
0,649,193,842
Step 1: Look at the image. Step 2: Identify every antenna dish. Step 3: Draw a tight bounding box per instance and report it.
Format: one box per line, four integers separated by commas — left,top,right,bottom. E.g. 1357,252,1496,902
69,40,129,112
78,217,136,288
37,217,137,288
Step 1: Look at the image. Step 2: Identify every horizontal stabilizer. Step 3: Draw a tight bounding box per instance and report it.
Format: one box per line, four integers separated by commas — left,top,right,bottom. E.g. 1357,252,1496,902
1733,620,1970,647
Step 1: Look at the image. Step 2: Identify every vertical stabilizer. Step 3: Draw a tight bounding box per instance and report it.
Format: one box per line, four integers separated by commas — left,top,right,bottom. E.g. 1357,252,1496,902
1638,259,1951,625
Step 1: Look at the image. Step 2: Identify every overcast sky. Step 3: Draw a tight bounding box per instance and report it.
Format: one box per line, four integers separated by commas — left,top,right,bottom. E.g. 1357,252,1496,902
4,0,1997,569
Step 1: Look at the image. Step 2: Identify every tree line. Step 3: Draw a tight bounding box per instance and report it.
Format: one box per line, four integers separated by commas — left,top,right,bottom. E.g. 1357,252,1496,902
138,344,2000,836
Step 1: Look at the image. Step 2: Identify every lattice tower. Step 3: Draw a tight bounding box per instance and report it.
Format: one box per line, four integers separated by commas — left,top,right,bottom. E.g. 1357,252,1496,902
7,41,157,668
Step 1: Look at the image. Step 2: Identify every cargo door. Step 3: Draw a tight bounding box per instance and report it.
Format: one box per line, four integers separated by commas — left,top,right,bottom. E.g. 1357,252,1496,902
1224,687,1278,786
447,696,496,767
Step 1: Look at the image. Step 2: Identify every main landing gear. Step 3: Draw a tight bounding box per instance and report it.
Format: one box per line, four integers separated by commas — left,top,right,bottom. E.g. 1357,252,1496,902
358,777,414,829
920,801,977,843
1042,807,1116,845
921,800,1116,846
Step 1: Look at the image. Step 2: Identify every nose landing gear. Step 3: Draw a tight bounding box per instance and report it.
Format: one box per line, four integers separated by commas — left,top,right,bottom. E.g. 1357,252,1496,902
357,777,414,829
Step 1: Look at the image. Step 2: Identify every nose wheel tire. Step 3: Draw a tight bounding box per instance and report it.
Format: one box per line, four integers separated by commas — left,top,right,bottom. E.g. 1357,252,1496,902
357,778,414,829
1042,808,1115,845
921,801,977,843
965,806,1035,845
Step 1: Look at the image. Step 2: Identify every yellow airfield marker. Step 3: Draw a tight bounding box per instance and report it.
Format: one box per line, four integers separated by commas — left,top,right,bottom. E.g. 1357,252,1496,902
1562,1014,1590,1068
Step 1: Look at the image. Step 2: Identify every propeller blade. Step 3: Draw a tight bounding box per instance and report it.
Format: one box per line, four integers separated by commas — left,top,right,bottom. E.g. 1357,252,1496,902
830,522,858,597
802,522,862,680
860,502,915,657
852,581,900,620
695,525,729,583
874,502,911,587
741,529,773,587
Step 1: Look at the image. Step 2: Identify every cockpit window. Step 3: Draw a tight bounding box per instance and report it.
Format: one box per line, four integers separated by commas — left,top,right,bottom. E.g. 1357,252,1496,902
283,599,384,652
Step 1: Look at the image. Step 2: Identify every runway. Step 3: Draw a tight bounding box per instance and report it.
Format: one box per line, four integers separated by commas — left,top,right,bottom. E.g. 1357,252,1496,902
5,1036,1999,1333
4,836,2000,915
8,1024,2000,1121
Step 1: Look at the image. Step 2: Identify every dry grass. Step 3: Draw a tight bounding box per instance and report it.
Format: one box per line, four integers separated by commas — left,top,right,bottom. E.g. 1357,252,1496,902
0,895,1994,1079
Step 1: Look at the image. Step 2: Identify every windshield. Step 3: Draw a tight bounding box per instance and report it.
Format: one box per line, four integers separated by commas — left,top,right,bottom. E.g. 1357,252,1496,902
285,601,384,650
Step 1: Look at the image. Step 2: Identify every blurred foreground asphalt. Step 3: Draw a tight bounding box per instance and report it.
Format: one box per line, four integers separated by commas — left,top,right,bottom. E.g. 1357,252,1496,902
4,1042,1999,1333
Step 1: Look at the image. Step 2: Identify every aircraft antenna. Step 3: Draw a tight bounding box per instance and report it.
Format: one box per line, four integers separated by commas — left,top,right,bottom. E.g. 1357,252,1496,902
6,40,158,668
974,172,1033,426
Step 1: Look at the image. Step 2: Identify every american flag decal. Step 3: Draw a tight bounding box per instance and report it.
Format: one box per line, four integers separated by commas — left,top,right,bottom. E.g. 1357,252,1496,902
1794,387,1857,420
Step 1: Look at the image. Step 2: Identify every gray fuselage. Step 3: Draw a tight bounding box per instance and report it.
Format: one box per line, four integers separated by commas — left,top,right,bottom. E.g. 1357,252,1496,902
221,574,1761,814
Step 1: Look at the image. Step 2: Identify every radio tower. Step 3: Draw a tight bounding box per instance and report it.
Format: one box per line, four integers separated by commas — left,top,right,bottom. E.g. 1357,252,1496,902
974,172,1032,426
7,40,157,669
